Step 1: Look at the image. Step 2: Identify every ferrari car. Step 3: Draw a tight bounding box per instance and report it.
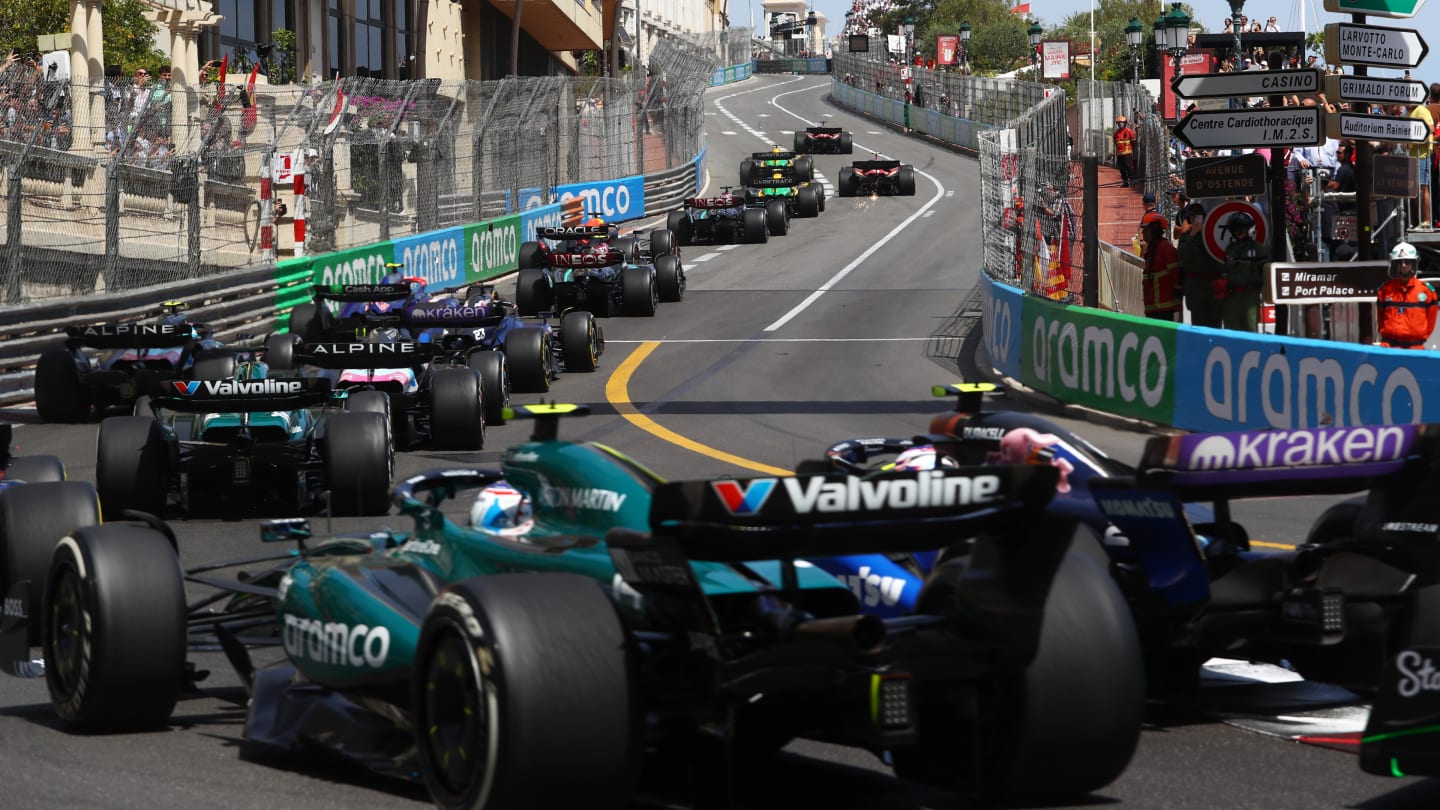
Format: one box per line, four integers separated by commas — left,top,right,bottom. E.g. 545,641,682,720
666,189,769,245
816,382,1440,701
838,156,917,197
794,122,854,155
94,357,393,518
514,224,683,318
745,168,825,221
738,146,814,187
0,404,1144,808
33,302,227,423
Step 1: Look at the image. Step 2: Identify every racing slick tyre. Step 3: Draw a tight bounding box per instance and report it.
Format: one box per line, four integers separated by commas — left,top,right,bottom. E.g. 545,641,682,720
517,240,546,270
742,208,768,243
649,228,676,257
738,158,755,187
429,366,485,451
837,167,857,197
96,416,169,518
264,333,301,372
35,350,88,423
764,199,789,236
817,185,826,212
839,132,853,153
287,302,325,343
504,326,552,394
621,266,658,317
559,310,601,373
515,268,550,317
413,573,639,810
324,411,392,516
1306,496,1365,546
43,523,185,731
797,186,821,218
467,350,510,426
666,211,692,246
3,454,65,483
655,255,686,303
345,389,396,446
1,481,100,647
892,522,1143,802
898,165,917,196
794,156,814,182
131,395,155,419
191,348,237,381
794,131,810,153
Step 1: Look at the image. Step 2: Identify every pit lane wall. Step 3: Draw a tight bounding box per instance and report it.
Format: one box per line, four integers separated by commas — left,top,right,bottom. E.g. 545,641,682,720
711,63,752,86
981,274,1440,430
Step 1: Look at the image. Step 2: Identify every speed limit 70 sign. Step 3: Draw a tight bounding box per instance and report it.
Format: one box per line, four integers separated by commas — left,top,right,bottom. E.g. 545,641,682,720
1203,200,1267,262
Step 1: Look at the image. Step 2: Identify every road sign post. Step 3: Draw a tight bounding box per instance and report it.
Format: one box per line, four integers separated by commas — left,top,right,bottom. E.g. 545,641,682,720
1172,69,1321,99
1323,23,1428,69
1268,262,1390,305
1172,107,1325,150
1183,154,1268,198
1324,73,1429,105
1322,0,1427,18
1328,111,1431,143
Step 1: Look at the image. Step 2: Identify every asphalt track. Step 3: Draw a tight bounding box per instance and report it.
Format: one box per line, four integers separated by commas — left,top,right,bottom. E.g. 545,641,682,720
2,75,1438,809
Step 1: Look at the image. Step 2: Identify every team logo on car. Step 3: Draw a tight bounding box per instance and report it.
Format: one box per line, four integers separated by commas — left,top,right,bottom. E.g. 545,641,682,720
711,479,777,515
171,379,306,396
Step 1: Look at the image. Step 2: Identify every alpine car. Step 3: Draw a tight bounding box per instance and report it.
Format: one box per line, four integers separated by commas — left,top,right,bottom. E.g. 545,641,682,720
745,168,825,222
793,121,854,154
0,404,1145,809
738,146,813,187
33,303,227,423
838,156,917,197
514,225,683,319
95,363,393,518
666,189,769,245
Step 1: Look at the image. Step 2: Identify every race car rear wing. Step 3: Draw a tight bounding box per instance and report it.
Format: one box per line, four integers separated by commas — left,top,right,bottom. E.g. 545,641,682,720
851,160,901,172
1133,424,1437,501
750,176,797,189
308,283,413,304
401,302,508,330
805,126,843,135
151,376,337,413
536,225,612,241
64,321,197,349
684,195,741,209
547,250,626,268
752,150,798,160
295,340,439,369
646,465,1059,562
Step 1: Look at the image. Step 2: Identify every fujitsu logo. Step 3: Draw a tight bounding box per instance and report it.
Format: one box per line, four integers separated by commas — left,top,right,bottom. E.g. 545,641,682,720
1184,426,1410,470
172,379,305,396
1395,650,1440,698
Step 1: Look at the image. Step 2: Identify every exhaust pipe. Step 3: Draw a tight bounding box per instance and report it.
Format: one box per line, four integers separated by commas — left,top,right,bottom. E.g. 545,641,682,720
788,614,886,653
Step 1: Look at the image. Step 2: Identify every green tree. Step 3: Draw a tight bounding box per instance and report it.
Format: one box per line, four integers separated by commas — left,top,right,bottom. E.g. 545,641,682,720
0,0,166,75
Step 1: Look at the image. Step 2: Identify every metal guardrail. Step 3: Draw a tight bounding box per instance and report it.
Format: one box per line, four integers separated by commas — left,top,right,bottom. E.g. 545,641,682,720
0,149,708,407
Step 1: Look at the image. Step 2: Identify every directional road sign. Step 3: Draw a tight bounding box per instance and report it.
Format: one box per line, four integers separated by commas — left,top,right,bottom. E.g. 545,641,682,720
1325,73,1429,105
1172,69,1321,100
1173,107,1324,151
1323,0,1427,19
1268,262,1390,305
1324,23,1428,69
1327,111,1431,143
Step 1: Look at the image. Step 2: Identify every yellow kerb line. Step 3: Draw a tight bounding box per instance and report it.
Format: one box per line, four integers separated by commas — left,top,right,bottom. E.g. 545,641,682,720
605,341,793,476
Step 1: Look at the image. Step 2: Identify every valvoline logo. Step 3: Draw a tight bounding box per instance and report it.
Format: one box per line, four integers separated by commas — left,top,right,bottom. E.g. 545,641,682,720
711,479,777,515
172,381,201,395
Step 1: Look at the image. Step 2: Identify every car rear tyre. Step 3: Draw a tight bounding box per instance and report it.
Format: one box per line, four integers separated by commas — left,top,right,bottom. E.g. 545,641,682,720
794,156,814,182
838,167,856,197
264,333,301,372
413,573,639,810
190,349,237,381
466,350,510,425
649,228,676,257
324,411,392,516
738,158,754,187
1,481,100,647
35,350,88,423
764,199,789,236
839,132,853,153
1306,496,1366,545
504,327,552,394
517,241,546,269
893,522,1143,802
794,131,809,153
429,367,485,451
898,165,917,196
559,310,600,373
655,255,685,303
797,186,820,218
3,454,65,483
287,303,323,343
515,268,550,317
95,416,169,517
666,212,691,246
44,523,185,731
742,208,768,243
345,389,395,446
621,266,657,316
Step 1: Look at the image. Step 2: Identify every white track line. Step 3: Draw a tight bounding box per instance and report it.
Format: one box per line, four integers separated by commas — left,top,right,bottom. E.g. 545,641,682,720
606,337,933,343
762,82,947,332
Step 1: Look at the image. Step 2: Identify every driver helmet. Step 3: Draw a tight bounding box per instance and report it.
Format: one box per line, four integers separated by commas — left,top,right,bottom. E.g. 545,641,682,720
1391,241,1419,278
576,216,605,249
889,444,960,471
1226,211,1254,237
469,482,534,537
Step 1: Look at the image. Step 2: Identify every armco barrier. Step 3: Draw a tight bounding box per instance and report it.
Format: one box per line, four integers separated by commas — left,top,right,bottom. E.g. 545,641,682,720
829,80,985,152
980,273,1440,431
711,63,752,86
751,58,831,75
